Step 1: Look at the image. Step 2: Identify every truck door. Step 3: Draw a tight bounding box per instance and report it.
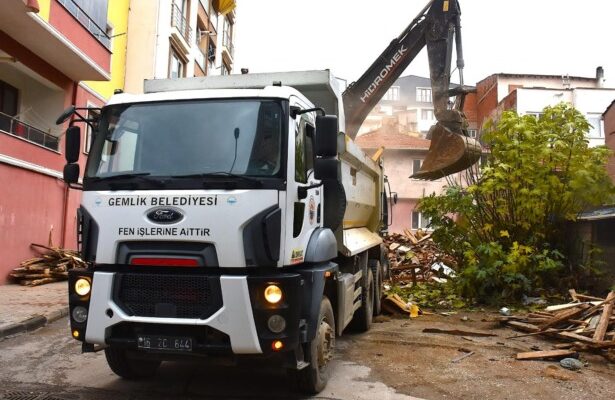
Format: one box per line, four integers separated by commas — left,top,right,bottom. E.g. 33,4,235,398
283,103,321,266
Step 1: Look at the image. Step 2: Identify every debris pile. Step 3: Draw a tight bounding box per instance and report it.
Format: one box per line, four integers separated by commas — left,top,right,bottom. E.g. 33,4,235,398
9,244,86,286
385,230,457,284
502,290,615,361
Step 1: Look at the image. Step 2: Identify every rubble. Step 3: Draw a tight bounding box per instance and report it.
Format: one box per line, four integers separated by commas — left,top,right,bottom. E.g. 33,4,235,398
384,230,457,285
501,290,615,362
9,244,86,286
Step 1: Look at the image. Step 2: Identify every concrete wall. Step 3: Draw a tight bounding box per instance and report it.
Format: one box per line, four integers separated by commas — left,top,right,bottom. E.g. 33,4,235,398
84,0,130,99
124,0,159,93
515,87,615,147
604,105,615,183
383,149,447,199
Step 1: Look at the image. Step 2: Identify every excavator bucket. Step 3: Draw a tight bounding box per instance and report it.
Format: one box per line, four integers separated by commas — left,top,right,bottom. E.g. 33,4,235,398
411,122,481,180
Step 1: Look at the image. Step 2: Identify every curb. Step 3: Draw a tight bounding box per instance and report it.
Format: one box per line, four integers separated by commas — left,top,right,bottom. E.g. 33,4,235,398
0,306,69,340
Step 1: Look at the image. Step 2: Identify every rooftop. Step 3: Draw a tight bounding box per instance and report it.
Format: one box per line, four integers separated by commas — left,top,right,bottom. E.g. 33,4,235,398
355,125,431,150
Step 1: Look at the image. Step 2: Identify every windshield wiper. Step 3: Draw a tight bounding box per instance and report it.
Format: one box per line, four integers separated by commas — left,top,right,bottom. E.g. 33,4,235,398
87,172,152,181
87,172,166,188
171,172,263,186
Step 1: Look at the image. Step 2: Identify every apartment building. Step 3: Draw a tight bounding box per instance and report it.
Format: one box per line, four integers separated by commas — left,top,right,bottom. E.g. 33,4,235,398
358,75,479,140
124,0,236,94
473,68,615,147
0,0,129,283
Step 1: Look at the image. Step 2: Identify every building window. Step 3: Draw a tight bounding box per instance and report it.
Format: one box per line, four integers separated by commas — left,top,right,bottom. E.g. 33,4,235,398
587,114,603,139
0,80,19,133
383,86,400,101
222,15,234,58
526,112,544,119
468,129,477,138
416,87,432,103
169,47,186,78
412,159,422,175
207,41,216,73
0,80,18,117
411,211,431,230
421,109,434,121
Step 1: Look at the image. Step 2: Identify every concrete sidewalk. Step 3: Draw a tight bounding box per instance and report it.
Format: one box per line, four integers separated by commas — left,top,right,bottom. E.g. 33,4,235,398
0,281,68,340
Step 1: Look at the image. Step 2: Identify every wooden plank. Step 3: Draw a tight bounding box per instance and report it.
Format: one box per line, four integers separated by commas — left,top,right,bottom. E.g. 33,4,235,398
507,321,540,333
545,302,599,312
403,229,418,245
557,331,596,343
574,293,606,302
422,328,497,337
539,304,590,330
516,349,576,360
593,291,615,341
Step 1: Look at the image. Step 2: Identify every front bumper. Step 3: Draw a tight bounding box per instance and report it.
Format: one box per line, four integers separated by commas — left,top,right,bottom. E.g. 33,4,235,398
68,269,303,356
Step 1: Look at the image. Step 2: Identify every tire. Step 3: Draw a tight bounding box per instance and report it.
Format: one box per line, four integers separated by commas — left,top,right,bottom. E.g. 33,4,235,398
291,297,336,394
369,259,383,316
104,347,161,379
350,267,374,332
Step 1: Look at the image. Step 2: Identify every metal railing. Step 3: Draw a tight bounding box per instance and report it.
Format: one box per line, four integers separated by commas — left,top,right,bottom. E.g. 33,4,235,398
171,2,193,44
57,0,111,49
0,112,59,151
222,30,234,58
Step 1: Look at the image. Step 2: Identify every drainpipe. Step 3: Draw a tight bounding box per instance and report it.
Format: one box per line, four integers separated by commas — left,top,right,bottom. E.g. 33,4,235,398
60,82,79,248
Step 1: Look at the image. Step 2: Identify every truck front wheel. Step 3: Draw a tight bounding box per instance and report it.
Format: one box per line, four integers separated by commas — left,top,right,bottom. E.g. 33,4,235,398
291,296,335,394
104,347,161,379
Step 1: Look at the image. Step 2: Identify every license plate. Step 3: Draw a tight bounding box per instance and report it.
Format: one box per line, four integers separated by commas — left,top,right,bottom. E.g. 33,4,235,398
137,335,193,352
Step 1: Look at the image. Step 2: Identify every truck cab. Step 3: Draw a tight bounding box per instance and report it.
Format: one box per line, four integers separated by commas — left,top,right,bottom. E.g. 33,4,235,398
64,71,389,394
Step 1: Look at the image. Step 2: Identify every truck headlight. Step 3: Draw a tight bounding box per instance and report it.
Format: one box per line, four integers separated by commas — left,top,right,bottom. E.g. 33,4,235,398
264,285,282,304
75,278,91,296
72,306,88,323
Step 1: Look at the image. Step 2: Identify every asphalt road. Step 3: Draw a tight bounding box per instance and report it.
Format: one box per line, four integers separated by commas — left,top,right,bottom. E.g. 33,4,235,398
0,317,419,400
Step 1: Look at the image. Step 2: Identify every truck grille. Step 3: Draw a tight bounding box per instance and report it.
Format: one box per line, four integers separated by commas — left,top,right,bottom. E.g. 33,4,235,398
113,273,222,319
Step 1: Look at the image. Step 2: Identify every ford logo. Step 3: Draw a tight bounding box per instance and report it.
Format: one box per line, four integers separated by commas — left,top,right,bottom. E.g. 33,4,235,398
146,207,184,224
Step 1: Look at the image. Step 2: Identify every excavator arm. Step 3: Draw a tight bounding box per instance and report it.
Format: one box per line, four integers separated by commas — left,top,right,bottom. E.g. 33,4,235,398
342,0,481,180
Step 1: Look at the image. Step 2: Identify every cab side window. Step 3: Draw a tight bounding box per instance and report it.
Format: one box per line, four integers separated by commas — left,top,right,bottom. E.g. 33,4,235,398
295,118,315,184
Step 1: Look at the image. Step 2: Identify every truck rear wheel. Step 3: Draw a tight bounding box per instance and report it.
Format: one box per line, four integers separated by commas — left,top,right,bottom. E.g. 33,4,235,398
104,347,161,379
369,259,383,316
291,296,335,394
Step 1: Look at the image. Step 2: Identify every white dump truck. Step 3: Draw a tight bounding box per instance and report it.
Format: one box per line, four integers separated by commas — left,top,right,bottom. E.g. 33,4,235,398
60,0,479,393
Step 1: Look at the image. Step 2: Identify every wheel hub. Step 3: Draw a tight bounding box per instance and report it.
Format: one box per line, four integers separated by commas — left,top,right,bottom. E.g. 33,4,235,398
317,319,334,369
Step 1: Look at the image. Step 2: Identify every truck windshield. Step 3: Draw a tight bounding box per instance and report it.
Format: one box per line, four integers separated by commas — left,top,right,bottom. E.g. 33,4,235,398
86,99,284,179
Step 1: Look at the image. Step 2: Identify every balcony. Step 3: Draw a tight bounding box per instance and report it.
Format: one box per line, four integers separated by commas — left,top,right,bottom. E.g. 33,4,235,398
57,0,111,49
0,0,110,81
0,112,59,151
171,2,193,54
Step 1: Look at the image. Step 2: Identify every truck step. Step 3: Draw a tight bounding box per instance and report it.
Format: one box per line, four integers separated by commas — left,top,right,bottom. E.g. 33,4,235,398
353,270,363,284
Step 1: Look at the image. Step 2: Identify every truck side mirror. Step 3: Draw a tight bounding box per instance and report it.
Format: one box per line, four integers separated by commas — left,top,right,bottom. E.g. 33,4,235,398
63,163,80,184
65,126,81,163
314,115,338,157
